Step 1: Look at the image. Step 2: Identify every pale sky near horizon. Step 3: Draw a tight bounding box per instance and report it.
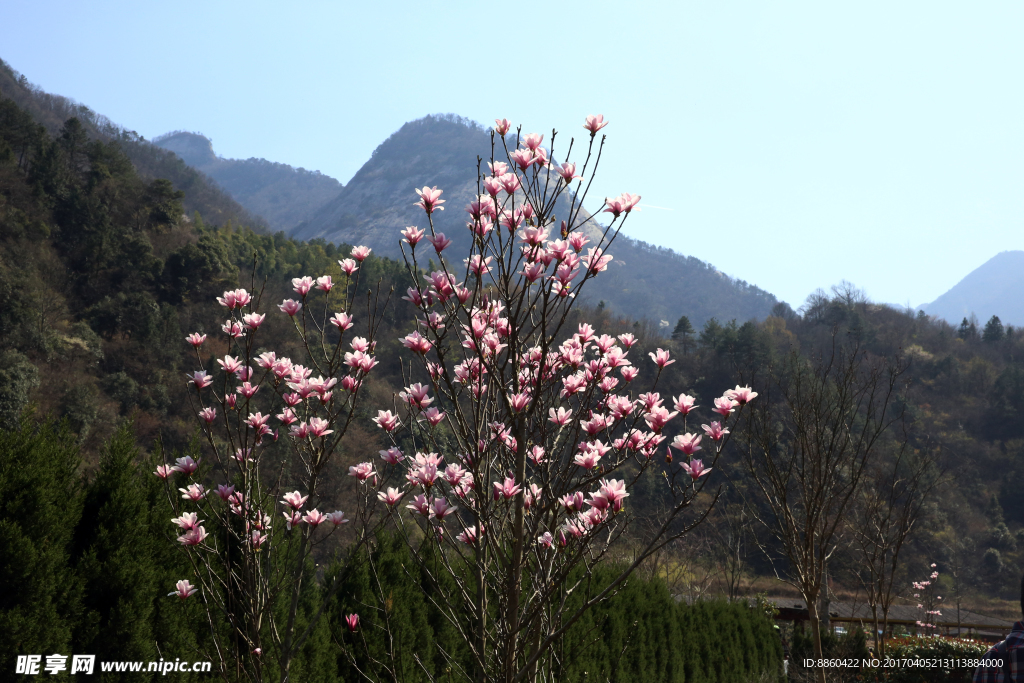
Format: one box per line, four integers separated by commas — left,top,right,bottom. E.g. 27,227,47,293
3,1,1023,308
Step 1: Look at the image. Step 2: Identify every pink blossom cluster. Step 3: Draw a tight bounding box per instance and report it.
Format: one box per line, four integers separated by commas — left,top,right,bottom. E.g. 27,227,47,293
160,248,376,600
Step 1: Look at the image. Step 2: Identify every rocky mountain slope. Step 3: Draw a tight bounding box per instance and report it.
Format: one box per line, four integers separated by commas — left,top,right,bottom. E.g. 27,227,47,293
152,131,342,231
293,114,778,328
920,250,1024,326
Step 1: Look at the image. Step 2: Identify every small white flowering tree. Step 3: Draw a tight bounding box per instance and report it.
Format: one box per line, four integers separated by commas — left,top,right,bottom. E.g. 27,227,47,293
161,254,389,682
340,115,755,682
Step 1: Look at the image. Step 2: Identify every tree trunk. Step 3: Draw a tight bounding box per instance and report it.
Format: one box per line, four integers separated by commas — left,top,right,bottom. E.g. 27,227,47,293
807,596,828,683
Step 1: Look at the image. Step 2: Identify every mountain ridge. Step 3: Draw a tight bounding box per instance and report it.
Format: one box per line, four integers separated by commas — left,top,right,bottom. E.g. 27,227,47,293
152,131,343,231
920,250,1024,327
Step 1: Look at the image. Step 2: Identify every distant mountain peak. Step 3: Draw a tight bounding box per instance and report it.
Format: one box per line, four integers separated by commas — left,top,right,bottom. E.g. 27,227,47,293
152,130,343,231
920,250,1024,326
152,131,217,167
291,113,778,327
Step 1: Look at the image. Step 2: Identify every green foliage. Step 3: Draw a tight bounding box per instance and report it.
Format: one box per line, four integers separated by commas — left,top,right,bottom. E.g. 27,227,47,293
880,636,991,683
0,417,83,664
0,349,39,428
558,569,782,683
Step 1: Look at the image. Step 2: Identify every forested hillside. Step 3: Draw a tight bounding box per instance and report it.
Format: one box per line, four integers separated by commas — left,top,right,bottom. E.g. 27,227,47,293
0,58,263,227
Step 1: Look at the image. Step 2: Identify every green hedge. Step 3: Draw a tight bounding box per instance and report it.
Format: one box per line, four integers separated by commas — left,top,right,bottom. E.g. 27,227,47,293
329,539,783,682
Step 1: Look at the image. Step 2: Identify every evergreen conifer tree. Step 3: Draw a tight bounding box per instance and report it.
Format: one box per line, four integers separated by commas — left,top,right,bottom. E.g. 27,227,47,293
0,417,83,664
72,420,163,665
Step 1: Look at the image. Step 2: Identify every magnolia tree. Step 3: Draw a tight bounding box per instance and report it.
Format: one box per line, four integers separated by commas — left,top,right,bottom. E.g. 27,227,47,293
912,564,943,636
159,255,390,682
336,115,756,682
161,114,755,683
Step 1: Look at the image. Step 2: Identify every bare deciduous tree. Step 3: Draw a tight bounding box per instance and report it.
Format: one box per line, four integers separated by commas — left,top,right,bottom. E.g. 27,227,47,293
740,337,907,683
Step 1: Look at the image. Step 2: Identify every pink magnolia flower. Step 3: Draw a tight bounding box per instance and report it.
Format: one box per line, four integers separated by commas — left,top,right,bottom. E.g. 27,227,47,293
186,333,207,347
509,392,531,412
681,459,712,480
216,288,252,309
250,530,267,550
427,233,453,253
493,476,523,501
407,493,432,517
583,247,613,274
401,226,425,245
154,464,173,479
345,614,359,633
402,331,433,355
242,313,265,330
644,405,679,432
649,348,675,368
168,579,198,600
177,526,208,546
302,509,327,527
330,311,354,330
557,162,579,183
179,484,206,502
400,383,433,409
350,245,372,262
529,445,546,465
458,526,481,544
315,275,334,292
573,449,603,470
415,186,445,214
549,406,573,426
510,148,535,171
725,385,758,405
538,532,554,549
584,114,608,134
279,299,302,316
187,371,213,389
494,119,512,135
236,382,259,399
373,410,400,432
338,258,358,275
348,462,375,482
217,355,242,375
216,484,235,501
171,512,201,530
599,479,629,512
308,417,333,438
701,421,729,441
671,433,702,456
617,333,638,349
379,447,405,464
713,396,737,418
603,193,641,218
431,497,457,520
561,492,585,511
292,276,313,296
222,320,246,338
673,394,697,416
171,456,200,476
283,510,302,530
419,407,446,427
378,487,404,507
281,491,308,510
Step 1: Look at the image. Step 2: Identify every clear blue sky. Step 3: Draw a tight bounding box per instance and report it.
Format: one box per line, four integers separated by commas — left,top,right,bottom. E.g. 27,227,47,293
4,0,1023,308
